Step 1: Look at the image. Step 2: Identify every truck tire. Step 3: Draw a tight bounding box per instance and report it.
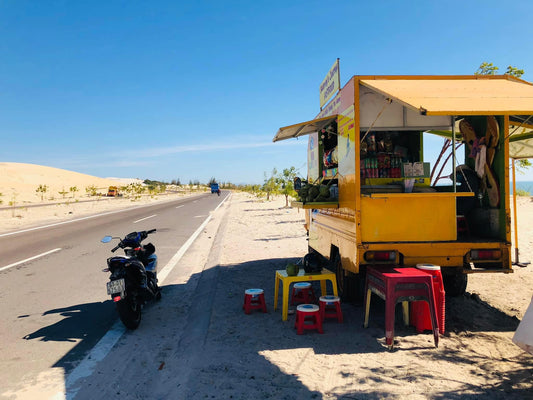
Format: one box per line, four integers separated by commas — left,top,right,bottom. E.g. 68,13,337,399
332,253,361,303
442,267,468,297
332,253,345,299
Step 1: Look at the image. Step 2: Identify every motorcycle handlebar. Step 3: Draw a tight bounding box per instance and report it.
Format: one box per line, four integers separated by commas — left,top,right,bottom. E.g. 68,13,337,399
107,229,156,252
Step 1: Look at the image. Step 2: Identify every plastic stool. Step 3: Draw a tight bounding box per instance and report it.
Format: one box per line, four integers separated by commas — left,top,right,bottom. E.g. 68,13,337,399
294,304,323,334
291,282,316,305
410,264,446,334
319,295,343,323
243,288,267,314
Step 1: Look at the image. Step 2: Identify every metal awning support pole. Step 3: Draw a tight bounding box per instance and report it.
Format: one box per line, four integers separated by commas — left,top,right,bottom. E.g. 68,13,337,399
512,158,530,267
452,116,456,190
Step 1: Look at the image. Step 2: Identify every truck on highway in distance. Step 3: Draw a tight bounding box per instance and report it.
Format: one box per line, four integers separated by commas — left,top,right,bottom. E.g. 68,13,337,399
107,186,120,197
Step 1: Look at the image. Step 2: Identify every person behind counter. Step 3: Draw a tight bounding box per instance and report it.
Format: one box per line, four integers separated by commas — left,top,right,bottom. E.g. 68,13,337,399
452,165,481,215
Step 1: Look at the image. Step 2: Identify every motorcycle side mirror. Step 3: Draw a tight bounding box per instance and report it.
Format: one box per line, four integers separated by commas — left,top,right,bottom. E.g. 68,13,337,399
101,236,113,243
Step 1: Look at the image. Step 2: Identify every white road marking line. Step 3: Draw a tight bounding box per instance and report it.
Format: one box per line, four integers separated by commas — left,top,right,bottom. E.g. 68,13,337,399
0,248,62,272
62,320,125,399
133,214,157,223
62,194,232,399
176,205,184,209
0,203,162,238
194,215,207,218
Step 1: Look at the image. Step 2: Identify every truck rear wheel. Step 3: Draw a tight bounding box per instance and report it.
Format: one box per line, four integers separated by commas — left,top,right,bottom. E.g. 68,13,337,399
442,267,468,297
332,253,361,303
333,253,346,299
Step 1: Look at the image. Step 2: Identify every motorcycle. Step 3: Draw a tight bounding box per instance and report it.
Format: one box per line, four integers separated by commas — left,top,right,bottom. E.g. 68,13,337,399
101,229,161,329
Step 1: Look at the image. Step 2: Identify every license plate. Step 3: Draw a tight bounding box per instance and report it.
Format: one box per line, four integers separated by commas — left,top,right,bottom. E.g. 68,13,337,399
107,278,125,295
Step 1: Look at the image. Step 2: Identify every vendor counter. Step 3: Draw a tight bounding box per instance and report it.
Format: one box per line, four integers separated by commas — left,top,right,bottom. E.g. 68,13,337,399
360,192,474,242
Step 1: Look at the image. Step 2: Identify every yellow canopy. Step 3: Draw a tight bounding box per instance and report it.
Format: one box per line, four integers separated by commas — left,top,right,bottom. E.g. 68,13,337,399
360,75,533,116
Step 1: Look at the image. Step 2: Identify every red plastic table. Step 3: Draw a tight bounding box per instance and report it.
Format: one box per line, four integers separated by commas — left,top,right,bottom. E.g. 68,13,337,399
364,265,439,350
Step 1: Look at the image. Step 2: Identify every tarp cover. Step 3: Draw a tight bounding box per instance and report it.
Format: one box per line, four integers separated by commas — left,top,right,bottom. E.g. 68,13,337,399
273,115,338,142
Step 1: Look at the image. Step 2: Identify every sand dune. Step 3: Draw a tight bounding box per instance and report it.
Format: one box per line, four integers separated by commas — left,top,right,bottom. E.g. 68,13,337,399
0,162,127,204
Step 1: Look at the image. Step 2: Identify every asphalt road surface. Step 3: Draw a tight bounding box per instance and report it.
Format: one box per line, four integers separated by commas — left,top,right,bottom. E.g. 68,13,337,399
0,192,228,398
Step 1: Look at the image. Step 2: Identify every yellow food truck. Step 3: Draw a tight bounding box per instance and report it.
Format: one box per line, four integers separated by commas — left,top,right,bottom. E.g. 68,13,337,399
273,74,533,298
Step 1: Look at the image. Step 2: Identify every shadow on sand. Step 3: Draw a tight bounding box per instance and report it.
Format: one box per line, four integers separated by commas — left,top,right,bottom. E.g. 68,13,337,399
23,256,531,399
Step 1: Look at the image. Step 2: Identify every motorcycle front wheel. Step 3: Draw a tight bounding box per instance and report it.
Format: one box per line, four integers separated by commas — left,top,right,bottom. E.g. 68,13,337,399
116,297,142,329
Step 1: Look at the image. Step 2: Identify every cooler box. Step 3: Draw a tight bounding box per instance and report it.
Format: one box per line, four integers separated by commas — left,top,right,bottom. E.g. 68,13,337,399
409,264,446,334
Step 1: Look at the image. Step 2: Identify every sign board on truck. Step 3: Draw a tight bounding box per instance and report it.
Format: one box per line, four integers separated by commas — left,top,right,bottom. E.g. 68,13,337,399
319,58,340,109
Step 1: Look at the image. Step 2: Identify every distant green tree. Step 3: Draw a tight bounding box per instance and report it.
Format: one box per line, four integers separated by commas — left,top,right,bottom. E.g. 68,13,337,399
505,65,524,78
58,187,68,199
36,184,48,201
476,62,531,171
475,62,499,75
69,186,79,198
263,168,279,201
278,167,298,207
475,62,524,78
85,185,98,197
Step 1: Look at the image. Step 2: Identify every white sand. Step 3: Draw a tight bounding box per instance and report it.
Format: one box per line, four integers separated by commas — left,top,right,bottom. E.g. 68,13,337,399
1,162,532,399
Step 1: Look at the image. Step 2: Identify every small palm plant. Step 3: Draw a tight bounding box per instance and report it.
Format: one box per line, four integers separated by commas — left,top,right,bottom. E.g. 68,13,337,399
36,184,49,201
69,186,79,198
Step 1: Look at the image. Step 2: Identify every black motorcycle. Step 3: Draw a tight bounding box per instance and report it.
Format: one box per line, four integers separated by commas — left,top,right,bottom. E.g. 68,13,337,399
101,229,161,329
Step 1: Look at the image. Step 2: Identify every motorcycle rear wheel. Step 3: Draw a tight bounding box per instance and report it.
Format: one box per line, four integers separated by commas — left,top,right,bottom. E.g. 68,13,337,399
116,298,142,329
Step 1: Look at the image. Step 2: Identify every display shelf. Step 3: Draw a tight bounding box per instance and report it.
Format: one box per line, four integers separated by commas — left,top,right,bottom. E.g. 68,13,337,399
292,201,339,209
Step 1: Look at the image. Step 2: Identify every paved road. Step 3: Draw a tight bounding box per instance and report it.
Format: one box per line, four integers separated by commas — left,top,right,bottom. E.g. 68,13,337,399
0,192,228,398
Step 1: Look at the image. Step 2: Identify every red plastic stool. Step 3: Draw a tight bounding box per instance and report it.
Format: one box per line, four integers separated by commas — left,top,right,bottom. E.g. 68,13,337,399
294,304,323,334
291,282,316,305
364,265,439,350
409,264,446,334
319,295,343,323
243,288,267,314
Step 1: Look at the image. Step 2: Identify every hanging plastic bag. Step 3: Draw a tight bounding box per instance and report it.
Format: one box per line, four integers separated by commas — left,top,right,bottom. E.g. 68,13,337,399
512,295,533,355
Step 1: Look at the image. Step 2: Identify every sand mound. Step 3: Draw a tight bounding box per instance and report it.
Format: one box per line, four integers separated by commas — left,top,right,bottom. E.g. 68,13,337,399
0,162,129,204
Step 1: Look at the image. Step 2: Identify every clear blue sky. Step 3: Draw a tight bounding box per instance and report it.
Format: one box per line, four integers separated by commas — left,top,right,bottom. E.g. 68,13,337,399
2,1,533,184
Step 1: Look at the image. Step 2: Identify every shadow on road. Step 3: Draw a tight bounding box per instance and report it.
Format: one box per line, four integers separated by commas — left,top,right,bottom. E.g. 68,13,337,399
23,301,117,373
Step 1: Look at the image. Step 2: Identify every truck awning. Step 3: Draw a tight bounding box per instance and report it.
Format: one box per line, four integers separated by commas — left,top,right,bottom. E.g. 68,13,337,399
360,76,533,116
510,128,533,159
273,115,338,142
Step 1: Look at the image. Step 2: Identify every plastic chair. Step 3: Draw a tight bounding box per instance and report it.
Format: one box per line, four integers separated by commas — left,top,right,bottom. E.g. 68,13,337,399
364,265,439,350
